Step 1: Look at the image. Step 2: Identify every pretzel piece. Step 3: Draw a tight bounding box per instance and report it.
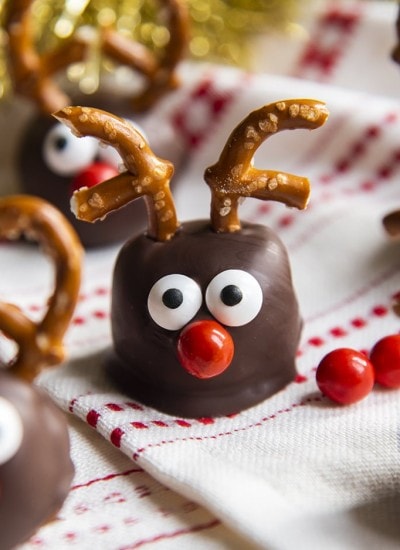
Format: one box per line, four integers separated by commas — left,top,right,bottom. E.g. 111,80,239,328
204,99,329,233
54,106,178,241
101,0,189,111
4,0,91,114
4,0,189,115
0,196,82,381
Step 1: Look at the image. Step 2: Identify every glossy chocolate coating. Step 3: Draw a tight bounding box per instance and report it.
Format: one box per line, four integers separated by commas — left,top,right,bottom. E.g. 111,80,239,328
0,371,74,549
108,220,302,417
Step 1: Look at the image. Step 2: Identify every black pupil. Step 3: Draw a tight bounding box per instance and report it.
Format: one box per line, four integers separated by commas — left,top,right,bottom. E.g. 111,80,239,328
162,288,183,309
54,136,67,151
220,285,242,306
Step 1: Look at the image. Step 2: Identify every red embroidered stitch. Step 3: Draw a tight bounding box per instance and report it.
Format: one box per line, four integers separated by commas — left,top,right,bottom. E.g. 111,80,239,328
131,396,323,460
86,409,101,428
71,468,143,491
110,427,125,448
170,73,246,149
293,4,362,81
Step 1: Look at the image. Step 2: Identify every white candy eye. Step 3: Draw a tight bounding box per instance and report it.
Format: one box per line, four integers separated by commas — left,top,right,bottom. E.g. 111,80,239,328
205,269,263,327
43,123,98,176
0,396,24,465
97,142,123,170
148,274,202,330
97,120,147,170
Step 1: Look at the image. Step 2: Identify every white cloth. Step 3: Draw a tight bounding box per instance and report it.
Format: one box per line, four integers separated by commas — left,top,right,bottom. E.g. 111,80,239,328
2,1,400,548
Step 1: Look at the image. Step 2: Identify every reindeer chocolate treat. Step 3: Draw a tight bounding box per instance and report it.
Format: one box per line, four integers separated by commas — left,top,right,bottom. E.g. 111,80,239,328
0,195,81,548
55,99,329,417
3,0,188,247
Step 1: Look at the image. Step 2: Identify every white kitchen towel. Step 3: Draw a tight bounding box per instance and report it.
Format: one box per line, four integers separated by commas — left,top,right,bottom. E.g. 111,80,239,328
2,1,400,549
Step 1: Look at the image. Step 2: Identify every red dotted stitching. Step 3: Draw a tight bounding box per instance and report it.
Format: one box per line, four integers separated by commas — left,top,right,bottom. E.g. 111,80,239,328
293,4,362,81
20,305,110,327
28,536,44,547
106,403,124,412
171,73,247,149
86,409,101,427
319,113,398,184
63,532,77,542
302,303,391,354
131,422,148,430
73,399,233,436
250,110,400,230
71,467,143,491
110,427,125,448
126,402,145,411
93,525,111,534
131,395,323,460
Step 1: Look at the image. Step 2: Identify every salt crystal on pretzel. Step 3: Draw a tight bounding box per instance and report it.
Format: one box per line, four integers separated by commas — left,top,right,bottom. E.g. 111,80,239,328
54,106,178,241
204,99,329,233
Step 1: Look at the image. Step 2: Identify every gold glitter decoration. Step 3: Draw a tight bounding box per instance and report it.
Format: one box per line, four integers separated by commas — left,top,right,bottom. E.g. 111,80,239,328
0,0,306,101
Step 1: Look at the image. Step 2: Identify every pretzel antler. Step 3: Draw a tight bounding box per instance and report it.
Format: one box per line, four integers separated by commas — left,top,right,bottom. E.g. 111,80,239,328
204,99,329,233
4,0,189,114
54,106,178,241
102,0,189,111
0,195,82,381
4,0,91,114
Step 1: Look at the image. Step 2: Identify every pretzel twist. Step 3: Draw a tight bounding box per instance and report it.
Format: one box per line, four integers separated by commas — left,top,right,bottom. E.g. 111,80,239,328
204,99,329,233
4,0,91,114
4,0,189,114
0,196,82,381
54,106,178,241
102,0,189,112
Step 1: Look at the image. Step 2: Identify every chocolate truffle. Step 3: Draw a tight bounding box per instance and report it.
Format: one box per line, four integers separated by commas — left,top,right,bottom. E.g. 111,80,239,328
17,107,149,247
0,370,74,549
56,99,329,417
0,194,81,545
108,220,302,416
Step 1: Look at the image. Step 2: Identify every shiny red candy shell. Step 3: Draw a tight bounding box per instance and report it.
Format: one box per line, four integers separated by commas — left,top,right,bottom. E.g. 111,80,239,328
177,320,234,379
316,348,374,405
369,334,400,388
71,162,119,193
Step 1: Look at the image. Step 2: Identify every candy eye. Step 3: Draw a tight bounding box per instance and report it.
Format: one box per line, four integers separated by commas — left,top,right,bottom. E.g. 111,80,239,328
96,141,123,170
43,122,98,176
0,396,24,465
148,274,202,330
205,269,263,327
97,119,147,170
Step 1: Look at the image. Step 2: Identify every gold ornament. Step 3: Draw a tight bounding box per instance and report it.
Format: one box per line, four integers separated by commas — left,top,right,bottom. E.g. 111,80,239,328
0,0,306,102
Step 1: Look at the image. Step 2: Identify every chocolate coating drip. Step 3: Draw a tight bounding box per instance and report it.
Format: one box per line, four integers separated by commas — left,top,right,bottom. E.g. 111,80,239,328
0,371,74,549
107,220,302,417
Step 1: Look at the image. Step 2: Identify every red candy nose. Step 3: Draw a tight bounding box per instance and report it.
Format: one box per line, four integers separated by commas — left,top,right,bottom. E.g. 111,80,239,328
70,162,119,194
177,320,234,379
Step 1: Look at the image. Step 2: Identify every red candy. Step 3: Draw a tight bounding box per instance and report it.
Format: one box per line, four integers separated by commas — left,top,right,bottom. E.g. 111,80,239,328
177,320,234,379
316,348,374,405
70,162,119,193
369,334,400,388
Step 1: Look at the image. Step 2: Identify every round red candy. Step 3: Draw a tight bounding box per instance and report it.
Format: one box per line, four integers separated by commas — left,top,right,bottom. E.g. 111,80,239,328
70,162,119,193
316,348,374,405
177,320,234,379
369,334,400,388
